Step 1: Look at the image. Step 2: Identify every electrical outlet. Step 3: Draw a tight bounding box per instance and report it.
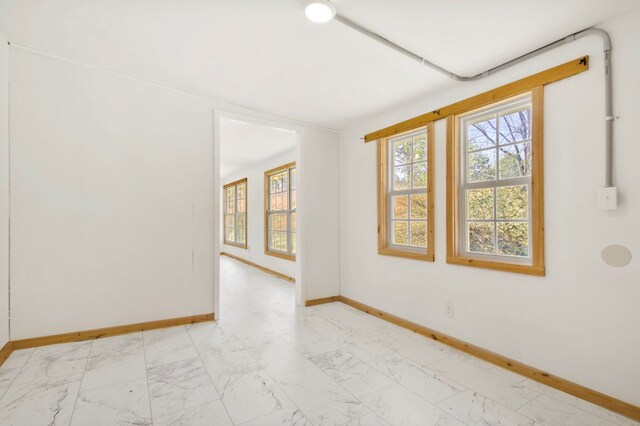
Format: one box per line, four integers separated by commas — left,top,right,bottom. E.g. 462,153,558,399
445,301,454,319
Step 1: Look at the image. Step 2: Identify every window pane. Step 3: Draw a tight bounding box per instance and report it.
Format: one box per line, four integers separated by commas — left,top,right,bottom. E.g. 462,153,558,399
225,227,235,242
269,213,287,232
291,212,296,232
393,221,408,245
237,183,246,199
225,214,234,228
468,116,497,150
466,188,494,220
410,194,427,219
468,222,495,254
272,193,287,211
413,137,427,162
269,194,277,211
393,165,411,190
499,142,531,179
227,200,235,214
290,168,296,190
393,195,408,219
410,221,427,247
468,149,496,183
497,222,529,257
278,232,288,251
499,108,531,144
291,233,296,255
226,187,235,202
291,189,296,210
412,162,427,189
237,214,246,229
270,171,288,194
237,198,246,213
393,139,412,165
236,227,245,243
496,185,528,220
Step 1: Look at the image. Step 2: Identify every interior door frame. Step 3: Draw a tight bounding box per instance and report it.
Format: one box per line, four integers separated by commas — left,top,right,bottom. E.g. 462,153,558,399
213,109,305,319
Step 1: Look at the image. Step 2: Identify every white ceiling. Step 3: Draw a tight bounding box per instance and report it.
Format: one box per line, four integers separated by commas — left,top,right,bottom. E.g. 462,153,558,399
220,118,296,178
1,0,637,129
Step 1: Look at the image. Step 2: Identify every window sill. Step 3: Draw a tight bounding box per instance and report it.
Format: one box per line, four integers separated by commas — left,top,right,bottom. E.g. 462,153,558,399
447,256,544,276
265,250,296,262
224,241,247,250
379,247,434,262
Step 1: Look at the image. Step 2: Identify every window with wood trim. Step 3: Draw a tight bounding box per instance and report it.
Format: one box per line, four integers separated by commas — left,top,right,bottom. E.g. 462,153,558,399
223,178,248,249
378,124,434,261
265,162,296,261
447,88,544,275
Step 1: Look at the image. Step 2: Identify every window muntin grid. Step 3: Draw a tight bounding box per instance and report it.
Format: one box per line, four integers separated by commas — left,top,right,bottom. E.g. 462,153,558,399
459,94,533,263
267,166,296,256
388,129,429,251
224,180,247,247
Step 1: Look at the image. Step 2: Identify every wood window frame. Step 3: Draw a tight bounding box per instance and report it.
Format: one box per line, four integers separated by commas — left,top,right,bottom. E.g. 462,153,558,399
264,162,296,262
223,178,248,249
378,123,434,261
368,57,590,274
447,87,544,276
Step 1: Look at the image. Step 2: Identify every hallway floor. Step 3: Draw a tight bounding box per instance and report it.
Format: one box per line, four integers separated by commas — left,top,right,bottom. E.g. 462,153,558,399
0,256,636,425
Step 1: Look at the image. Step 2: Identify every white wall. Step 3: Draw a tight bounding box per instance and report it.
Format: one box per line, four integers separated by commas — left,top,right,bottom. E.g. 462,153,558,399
9,48,216,339
0,32,9,347
221,151,297,278
338,10,640,406
299,127,341,301
7,45,341,338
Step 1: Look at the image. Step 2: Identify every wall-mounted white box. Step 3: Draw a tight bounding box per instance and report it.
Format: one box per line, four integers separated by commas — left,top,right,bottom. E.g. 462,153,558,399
597,187,618,210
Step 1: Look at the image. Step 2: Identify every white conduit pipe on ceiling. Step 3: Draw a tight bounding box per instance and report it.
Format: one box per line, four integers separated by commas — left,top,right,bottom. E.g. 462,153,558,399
335,15,617,188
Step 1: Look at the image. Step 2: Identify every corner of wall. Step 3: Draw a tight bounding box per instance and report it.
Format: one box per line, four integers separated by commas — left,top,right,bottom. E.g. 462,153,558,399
0,30,10,348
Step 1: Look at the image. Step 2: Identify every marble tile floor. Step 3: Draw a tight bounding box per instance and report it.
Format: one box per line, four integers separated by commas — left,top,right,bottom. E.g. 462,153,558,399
0,256,637,425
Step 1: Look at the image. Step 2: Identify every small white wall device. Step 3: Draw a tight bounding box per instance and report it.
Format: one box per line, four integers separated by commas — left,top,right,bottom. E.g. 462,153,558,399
601,245,631,267
597,187,618,210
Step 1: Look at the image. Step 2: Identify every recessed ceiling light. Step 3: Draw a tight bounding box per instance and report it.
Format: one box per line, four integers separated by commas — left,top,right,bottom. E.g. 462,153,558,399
304,0,336,24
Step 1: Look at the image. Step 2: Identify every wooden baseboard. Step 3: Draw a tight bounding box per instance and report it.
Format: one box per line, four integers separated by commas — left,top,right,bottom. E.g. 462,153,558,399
305,296,340,306
340,296,640,421
0,341,13,366
312,295,639,422
220,251,295,283
10,313,214,352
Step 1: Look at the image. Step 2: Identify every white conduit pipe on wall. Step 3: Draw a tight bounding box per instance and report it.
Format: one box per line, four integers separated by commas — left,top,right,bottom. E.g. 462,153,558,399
335,15,617,189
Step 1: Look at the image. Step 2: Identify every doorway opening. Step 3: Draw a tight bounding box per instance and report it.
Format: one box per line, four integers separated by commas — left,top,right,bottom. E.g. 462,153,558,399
214,113,303,320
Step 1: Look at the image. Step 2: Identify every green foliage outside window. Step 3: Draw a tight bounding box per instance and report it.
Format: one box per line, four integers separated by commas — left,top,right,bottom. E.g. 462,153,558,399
465,105,532,258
